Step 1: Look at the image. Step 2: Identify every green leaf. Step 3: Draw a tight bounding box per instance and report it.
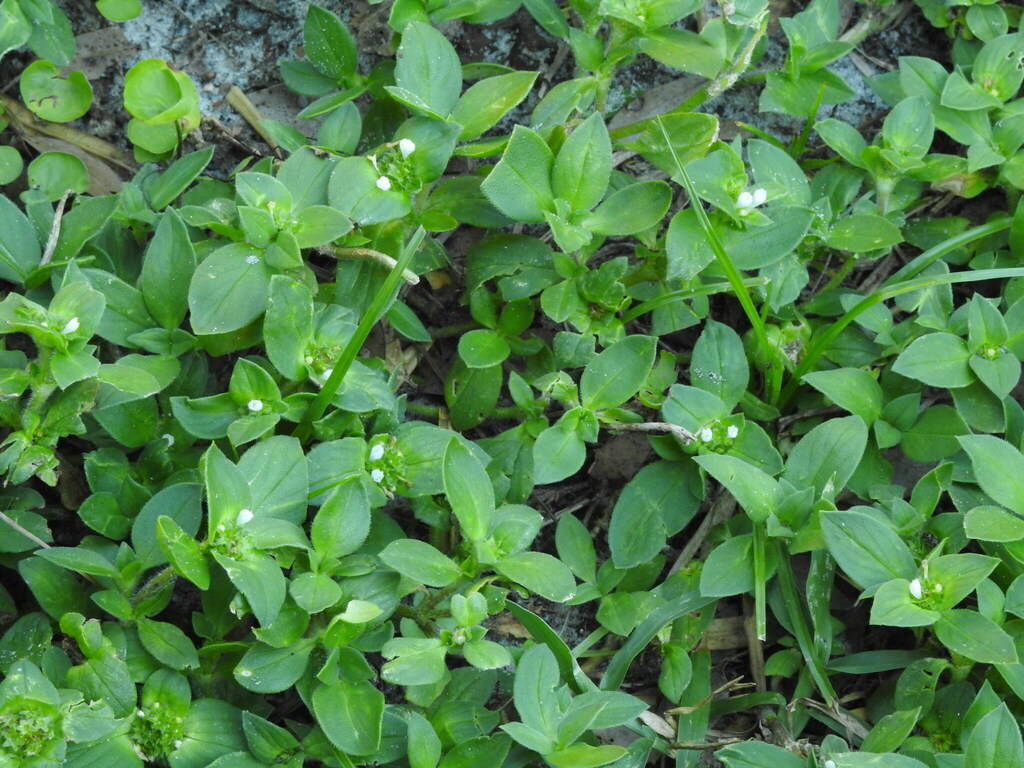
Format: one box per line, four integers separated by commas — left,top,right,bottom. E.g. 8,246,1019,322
0,194,40,284
303,4,356,81
20,60,92,121
717,740,807,768
156,515,209,590
690,321,749,410
145,146,215,209
213,551,286,628
312,679,384,756
438,734,511,768
870,579,941,628
964,505,1024,542
407,712,442,768
510,644,561,738
609,460,701,568
783,416,867,499
893,333,974,388
381,638,448,685
379,539,461,587
480,124,555,222
34,547,118,579
959,435,1024,516
238,436,308,524
443,437,493,541
137,618,199,670
826,214,903,252
965,703,1024,768
450,70,538,141
188,243,273,335
583,180,672,236
458,328,511,368
552,113,611,212
695,454,782,525
140,208,195,330
532,414,587,485
934,610,1018,664
581,335,657,411
497,552,577,602
235,640,313,693
820,510,917,589
860,708,921,753
555,514,597,584
621,112,719,177
392,21,462,117
802,368,883,424
311,477,370,560
547,744,626,768
700,534,777,597
901,405,968,462
289,572,342,613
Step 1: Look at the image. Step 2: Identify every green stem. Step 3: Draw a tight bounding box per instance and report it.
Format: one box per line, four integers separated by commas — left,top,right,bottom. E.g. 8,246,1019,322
775,540,837,706
620,277,768,323
656,117,781,405
779,265,1024,409
752,523,767,641
132,566,177,610
293,227,426,443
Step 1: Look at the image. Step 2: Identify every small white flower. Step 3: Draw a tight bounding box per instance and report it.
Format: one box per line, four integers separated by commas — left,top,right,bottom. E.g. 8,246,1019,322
369,443,386,462
236,508,253,526
908,578,923,600
823,761,836,768
399,138,416,158
247,399,264,413
61,317,80,334
136,709,146,718
700,427,714,443
726,425,739,439
245,254,259,265
376,176,392,191
736,187,767,215
370,468,385,483
162,433,175,447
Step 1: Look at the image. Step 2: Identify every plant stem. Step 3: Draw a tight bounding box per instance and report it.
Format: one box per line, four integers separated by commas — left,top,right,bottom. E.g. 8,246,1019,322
779,264,1024,408
132,566,177,610
656,118,782,405
294,227,426,443
774,540,837,706
320,244,420,285
752,524,767,641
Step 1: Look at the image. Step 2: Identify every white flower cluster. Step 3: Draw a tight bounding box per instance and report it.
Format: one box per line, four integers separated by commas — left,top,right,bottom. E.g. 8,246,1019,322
735,187,767,216
699,424,739,443
369,139,415,193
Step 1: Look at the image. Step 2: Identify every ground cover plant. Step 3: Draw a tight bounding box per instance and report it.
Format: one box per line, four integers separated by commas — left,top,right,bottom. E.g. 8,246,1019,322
2,0,1024,765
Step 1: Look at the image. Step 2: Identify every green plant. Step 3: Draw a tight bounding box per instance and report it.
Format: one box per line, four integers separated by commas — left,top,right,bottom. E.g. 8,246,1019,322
3,0,1024,766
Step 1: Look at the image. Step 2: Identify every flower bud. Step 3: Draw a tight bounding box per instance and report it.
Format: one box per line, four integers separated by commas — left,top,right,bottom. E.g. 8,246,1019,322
736,191,754,209
369,443,386,462
376,176,392,191
236,508,253,526
908,578,923,600
700,427,714,443
726,425,739,439
370,468,385,483
61,317,80,334
247,399,264,413
752,187,767,206
399,138,416,158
